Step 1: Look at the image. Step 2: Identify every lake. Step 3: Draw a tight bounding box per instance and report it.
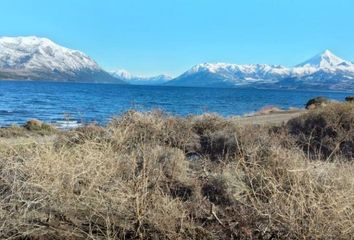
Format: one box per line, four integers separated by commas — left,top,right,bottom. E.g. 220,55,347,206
0,80,352,128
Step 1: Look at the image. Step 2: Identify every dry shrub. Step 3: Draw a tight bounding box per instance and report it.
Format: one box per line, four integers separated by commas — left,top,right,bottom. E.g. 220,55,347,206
55,123,109,148
1,105,354,239
199,130,240,162
202,165,248,206
0,125,30,138
0,141,195,239
190,114,242,161
287,103,354,159
108,110,199,153
24,119,56,135
0,122,56,138
190,113,231,136
241,145,354,239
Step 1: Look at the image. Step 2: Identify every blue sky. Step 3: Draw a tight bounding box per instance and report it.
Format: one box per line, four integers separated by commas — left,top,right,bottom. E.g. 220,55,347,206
1,0,353,76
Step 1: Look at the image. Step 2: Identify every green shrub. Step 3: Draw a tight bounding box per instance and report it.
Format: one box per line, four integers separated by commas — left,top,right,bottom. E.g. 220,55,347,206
345,96,354,102
305,96,329,109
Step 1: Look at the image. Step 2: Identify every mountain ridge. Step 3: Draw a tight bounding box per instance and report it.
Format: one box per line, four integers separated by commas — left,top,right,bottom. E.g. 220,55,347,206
166,50,354,90
110,69,172,85
0,36,126,83
0,37,353,90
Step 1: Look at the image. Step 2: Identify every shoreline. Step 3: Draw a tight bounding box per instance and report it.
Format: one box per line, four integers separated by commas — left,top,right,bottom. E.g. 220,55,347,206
0,108,306,133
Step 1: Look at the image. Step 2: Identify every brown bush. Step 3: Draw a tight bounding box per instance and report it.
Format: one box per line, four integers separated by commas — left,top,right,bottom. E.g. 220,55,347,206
1,106,354,239
189,114,243,161
0,120,56,138
24,119,56,133
108,110,200,153
55,123,109,148
0,125,29,138
287,103,354,159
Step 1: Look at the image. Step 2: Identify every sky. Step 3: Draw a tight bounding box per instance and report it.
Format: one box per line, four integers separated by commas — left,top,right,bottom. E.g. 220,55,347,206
1,0,353,77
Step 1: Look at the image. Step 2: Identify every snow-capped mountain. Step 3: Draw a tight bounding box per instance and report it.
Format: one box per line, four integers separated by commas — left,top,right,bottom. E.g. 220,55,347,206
111,69,172,85
0,36,125,83
296,50,351,68
1,38,352,90
166,50,354,90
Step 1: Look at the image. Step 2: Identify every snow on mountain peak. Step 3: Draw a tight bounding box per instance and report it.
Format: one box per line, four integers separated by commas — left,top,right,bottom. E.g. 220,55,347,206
189,63,227,73
110,69,172,85
297,50,349,68
111,69,134,79
0,36,100,72
111,69,172,79
183,51,354,81
168,50,354,90
0,36,125,83
187,62,290,77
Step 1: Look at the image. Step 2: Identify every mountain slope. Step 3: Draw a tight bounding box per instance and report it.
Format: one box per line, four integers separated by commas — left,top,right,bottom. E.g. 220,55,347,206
0,36,125,83
296,50,350,68
110,69,172,85
166,50,354,90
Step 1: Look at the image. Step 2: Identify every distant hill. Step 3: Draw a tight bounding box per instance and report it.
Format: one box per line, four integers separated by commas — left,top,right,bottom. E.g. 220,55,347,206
110,69,172,85
0,36,126,83
166,50,354,91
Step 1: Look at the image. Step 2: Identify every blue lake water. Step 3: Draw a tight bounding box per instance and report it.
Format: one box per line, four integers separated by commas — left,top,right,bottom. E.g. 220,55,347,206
0,80,352,127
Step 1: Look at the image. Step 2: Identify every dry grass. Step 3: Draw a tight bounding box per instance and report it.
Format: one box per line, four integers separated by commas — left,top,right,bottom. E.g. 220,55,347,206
0,106,354,239
0,120,57,138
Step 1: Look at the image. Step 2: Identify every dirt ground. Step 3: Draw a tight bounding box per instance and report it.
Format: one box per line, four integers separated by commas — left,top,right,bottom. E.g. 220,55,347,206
234,110,305,126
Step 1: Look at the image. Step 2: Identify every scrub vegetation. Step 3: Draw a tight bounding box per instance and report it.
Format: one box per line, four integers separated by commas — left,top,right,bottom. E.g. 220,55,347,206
0,102,353,239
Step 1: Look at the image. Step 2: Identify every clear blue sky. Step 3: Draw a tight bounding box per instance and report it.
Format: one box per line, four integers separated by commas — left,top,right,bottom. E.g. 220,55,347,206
1,0,353,76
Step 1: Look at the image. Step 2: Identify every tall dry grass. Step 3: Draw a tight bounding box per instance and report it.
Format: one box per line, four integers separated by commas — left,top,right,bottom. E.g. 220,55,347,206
0,103,353,239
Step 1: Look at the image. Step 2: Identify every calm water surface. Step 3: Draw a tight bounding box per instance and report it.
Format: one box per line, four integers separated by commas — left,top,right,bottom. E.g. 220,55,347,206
0,80,352,127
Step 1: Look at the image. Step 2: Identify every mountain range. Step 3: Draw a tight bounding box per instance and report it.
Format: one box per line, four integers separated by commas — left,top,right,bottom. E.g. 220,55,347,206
0,36,353,91
166,50,354,90
110,69,172,85
0,36,124,83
